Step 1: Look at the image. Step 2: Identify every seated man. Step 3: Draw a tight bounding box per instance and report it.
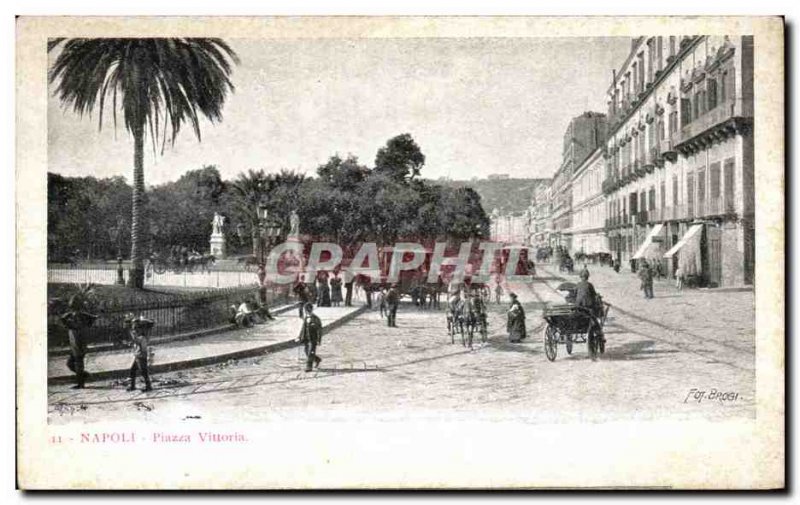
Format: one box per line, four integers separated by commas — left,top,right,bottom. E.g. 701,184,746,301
574,269,604,321
235,300,256,327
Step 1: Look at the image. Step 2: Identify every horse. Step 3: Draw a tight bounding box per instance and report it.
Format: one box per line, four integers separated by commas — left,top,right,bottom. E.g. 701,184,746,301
459,293,489,349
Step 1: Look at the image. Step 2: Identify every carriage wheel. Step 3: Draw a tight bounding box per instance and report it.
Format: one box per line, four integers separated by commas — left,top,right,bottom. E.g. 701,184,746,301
480,321,488,343
599,331,606,354
154,263,167,275
565,334,573,355
466,323,474,349
543,324,558,362
173,264,183,274
587,328,599,361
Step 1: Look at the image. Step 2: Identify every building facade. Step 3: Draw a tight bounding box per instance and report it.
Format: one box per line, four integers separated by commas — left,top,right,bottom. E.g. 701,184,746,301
490,208,529,245
603,35,754,287
569,148,607,257
551,112,608,251
530,183,553,248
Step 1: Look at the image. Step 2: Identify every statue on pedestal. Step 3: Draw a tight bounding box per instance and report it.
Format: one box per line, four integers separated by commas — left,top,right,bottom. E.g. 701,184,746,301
210,212,226,258
289,210,300,238
212,212,225,236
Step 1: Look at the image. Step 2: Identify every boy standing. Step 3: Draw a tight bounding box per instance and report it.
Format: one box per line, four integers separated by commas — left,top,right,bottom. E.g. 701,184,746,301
127,315,155,392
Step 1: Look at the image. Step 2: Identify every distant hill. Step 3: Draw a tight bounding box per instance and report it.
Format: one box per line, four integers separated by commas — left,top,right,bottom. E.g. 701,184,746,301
430,177,550,216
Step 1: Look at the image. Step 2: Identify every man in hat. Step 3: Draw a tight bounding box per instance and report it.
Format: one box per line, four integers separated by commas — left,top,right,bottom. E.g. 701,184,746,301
297,303,323,372
638,259,654,299
575,268,599,313
506,292,527,343
59,295,97,389
385,284,400,327
126,314,155,392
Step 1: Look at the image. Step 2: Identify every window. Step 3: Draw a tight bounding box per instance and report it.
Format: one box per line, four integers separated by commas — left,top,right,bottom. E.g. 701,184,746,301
687,172,695,216
648,186,656,211
693,91,701,119
669,110,678,134
638,53,645,92
639,192,646,214
657,119,665,142
660,181,666,209
672,175,679,206
647,39,655,82
657,37,663,70
707,78,718,110
681,98,692,126
697,168,706,212
720,71,727,102
669,36,676,56
710,162,721,199
724,158,736,213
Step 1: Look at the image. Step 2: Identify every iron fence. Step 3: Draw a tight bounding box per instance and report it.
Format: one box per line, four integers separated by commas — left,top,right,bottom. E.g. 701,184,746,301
48,263,264,288
47,283,293,350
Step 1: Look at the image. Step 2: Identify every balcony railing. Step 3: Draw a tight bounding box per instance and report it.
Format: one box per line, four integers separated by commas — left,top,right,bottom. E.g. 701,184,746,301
695,196,737,218
644,147,656,170
679,98,739,145
661,137,678,162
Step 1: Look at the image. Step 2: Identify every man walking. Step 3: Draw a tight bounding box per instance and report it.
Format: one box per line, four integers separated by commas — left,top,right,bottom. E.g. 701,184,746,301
494,280,504,304
385,284,400,327
297,303,323,372
59,295,97,389
675,265,684,290
638,260,654,299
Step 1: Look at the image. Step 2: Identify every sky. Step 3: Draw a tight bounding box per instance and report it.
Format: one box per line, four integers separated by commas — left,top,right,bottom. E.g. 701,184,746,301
47,37,631,186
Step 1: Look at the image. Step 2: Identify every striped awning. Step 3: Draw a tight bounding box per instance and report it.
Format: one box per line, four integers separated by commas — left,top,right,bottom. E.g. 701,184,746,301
632,224,665,259
664,224,703,258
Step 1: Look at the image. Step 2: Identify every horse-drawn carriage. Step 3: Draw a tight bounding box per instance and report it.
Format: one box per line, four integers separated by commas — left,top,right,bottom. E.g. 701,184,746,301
541,282,610,361
445,289,488,350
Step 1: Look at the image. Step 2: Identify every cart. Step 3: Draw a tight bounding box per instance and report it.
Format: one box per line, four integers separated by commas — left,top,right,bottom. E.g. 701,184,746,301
541,300,610,361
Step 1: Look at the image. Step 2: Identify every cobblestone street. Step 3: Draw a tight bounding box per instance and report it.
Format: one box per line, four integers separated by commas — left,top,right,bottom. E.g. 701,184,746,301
48,264,755,425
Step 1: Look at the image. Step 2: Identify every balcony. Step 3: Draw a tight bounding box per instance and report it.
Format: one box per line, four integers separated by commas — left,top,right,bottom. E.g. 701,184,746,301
633,159,646,178
602,178,618,195
695,196,738,219
661,138,678,162
649,145,662,169
633,210,649,224
676,98,753,155
649,207,664,223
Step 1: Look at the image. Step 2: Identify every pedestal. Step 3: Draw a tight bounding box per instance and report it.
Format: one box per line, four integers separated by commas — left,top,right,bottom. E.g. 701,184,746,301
210,233,226,258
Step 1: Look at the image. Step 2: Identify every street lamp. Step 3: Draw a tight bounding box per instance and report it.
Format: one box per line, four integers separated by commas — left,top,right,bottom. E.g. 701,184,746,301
257,203,283,265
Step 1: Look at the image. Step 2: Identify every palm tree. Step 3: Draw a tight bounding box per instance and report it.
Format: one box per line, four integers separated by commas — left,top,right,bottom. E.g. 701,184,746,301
231,169,306,257
48,38,239,288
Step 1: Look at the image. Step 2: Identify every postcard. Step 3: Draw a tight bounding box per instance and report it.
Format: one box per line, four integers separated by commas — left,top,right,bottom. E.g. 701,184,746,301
16,16,784,489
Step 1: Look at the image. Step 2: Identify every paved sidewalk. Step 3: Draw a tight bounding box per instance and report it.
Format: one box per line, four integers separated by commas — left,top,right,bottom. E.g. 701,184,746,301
48,304,367,385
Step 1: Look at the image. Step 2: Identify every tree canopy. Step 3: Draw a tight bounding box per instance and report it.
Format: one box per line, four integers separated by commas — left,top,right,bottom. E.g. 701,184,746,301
47,133,491,262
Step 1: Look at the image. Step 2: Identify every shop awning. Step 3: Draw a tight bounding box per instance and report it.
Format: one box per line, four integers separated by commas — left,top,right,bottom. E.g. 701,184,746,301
663,224,703,258
632,224,665,259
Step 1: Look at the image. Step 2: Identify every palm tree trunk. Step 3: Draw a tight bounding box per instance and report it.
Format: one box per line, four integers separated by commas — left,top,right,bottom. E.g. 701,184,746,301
128,126,146,288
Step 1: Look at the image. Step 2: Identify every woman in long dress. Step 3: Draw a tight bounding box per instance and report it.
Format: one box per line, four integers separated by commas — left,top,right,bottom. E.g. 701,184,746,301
330,275,343,307
506,292,527,343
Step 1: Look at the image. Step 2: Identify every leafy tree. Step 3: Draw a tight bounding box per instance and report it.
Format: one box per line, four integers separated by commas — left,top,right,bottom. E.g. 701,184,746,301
48,38,239,288
374,133,426,182
146,166,226,253
316,154,371,191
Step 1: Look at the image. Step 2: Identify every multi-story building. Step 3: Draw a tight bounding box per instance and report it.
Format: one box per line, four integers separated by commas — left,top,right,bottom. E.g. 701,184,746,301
551,112,608,251
569,147,607,257
490,209,529,244
530,183,553,248
603,35,754,287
